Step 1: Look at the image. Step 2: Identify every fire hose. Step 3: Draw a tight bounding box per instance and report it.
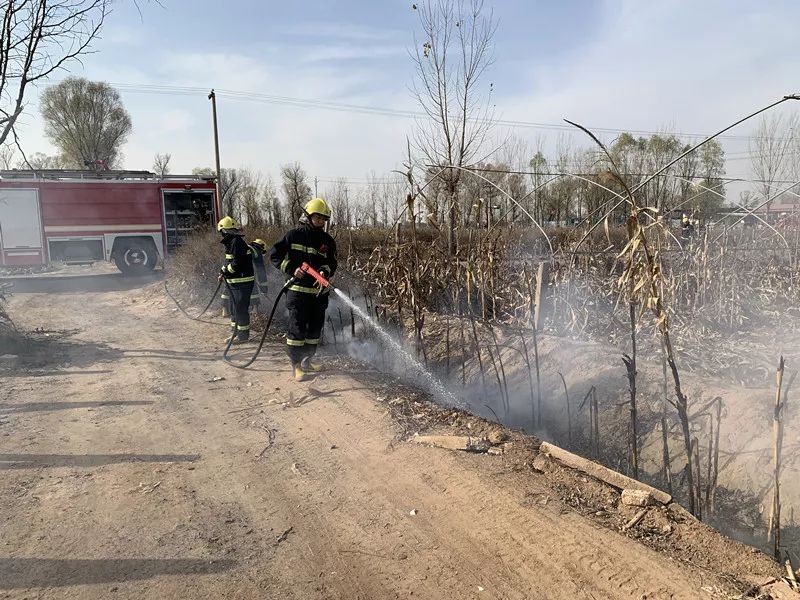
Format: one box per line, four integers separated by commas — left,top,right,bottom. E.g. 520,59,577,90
222,262,331,369
168,262,331,369
164,278,224,324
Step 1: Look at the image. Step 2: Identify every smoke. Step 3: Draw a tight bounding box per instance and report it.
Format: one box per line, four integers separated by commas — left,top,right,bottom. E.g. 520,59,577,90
331,287,462,408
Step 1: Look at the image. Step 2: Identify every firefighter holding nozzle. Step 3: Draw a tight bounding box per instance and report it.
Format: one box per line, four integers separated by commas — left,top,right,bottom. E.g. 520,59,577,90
270,198,337,381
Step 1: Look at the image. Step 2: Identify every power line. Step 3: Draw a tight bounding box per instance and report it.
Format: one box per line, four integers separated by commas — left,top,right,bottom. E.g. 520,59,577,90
310,169,800,187
103,82,780,143
431,165,800,185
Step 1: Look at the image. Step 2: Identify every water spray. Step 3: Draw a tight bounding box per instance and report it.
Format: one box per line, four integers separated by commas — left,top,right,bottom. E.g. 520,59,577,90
171,262,458,404
282,264,457,403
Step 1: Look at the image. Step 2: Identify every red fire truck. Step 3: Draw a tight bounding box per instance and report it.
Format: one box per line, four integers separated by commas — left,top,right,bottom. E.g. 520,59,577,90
0,170,219,275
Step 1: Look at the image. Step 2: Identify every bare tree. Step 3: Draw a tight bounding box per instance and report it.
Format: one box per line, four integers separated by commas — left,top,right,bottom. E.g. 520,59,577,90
237,167,265,228
0,0,109,149
529,140,549,224
20,151,65,169
152,152,171,178
366,171,380,226
40,77,132,168
690,141,726,218
0,144,17,169
262,175,282,226
381,175,406,225
750,113,798,212
326,177,350,227
280,162,311,223
411,0,497,253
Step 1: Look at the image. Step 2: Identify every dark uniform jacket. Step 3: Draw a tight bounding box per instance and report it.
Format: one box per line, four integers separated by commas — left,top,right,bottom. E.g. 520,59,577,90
221,234,255,283
269,223,337,294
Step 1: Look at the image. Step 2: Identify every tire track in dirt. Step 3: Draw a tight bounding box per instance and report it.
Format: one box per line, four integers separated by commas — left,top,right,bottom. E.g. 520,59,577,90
265,392,716,600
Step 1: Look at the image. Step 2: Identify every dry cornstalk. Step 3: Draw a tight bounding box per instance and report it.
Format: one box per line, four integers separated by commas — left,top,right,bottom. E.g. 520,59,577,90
532,324,543,429
484,335,507,418
518,332,537,431
624,292,639,479
709,397,722,513
580,386,597,458
692,437,702,521
327,316,338,350
592,387,600,459
622,352,638,479
768,356,789,560
565,97,800,516
468,315,488,397
444,315,451,380
489,325,510,416
459,318,467,387
558,372,571,445
660,339,673,495
705,415,713,513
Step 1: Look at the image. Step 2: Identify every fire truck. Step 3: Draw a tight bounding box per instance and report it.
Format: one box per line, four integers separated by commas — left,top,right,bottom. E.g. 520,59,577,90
0,170,219,275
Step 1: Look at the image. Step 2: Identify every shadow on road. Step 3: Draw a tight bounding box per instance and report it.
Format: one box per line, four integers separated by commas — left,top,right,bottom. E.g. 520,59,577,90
0,400,154,414
0,453,200,470
1,328,122,374
123,348,221,363
0,272,163,294
0,557,235,589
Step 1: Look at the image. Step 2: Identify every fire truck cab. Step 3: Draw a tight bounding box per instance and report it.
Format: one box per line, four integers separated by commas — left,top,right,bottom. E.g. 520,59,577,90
0,170,219,275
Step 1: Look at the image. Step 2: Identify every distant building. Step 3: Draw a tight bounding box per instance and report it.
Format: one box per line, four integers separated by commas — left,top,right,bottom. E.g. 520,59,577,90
717,192,800,226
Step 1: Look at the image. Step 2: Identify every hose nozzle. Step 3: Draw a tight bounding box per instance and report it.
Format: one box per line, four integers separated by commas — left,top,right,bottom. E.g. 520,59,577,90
300,262,331,289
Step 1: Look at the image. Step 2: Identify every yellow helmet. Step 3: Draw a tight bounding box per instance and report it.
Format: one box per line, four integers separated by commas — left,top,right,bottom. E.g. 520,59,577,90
217,216,240,232
304,197,331,219
251,238,267,250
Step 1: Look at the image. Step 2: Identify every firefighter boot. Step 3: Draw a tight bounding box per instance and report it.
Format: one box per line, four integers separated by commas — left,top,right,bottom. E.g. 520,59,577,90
224,330,246,346
293,364,309,382
301,356,323,373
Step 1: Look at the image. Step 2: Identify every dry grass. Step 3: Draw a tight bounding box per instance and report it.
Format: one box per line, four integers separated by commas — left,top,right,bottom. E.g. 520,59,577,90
0,285,18,355
164,231,222,307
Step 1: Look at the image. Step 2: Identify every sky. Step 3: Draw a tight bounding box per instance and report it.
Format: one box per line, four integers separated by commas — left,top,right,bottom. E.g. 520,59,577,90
11,0,800,195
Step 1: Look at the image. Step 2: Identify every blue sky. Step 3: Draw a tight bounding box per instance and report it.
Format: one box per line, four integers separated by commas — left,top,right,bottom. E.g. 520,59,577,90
13,0,800,189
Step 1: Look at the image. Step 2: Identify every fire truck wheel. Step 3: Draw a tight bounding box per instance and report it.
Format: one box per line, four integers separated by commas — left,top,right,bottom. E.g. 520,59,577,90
114,239,157,276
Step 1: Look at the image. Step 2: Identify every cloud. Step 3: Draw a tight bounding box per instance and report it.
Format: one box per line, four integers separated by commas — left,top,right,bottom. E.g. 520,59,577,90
281,21,405,42
99,24,151,48
299,44,407,64
494,0,800,176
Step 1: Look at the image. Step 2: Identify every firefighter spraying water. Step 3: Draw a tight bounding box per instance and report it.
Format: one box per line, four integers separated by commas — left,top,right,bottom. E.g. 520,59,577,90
169,199,454,402
269,198,338,382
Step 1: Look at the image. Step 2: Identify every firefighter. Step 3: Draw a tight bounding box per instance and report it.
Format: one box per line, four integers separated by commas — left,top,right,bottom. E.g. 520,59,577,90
680,213,694,240
248,238,269,314
270,198,337,381
217,216,255,344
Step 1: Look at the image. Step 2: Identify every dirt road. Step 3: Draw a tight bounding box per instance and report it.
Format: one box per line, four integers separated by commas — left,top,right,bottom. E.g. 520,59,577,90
0,280,781,599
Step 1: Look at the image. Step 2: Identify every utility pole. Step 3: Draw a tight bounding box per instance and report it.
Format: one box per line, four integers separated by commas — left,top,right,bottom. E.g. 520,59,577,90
344,186,350,227
208,89,222,217
314,176,319,198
